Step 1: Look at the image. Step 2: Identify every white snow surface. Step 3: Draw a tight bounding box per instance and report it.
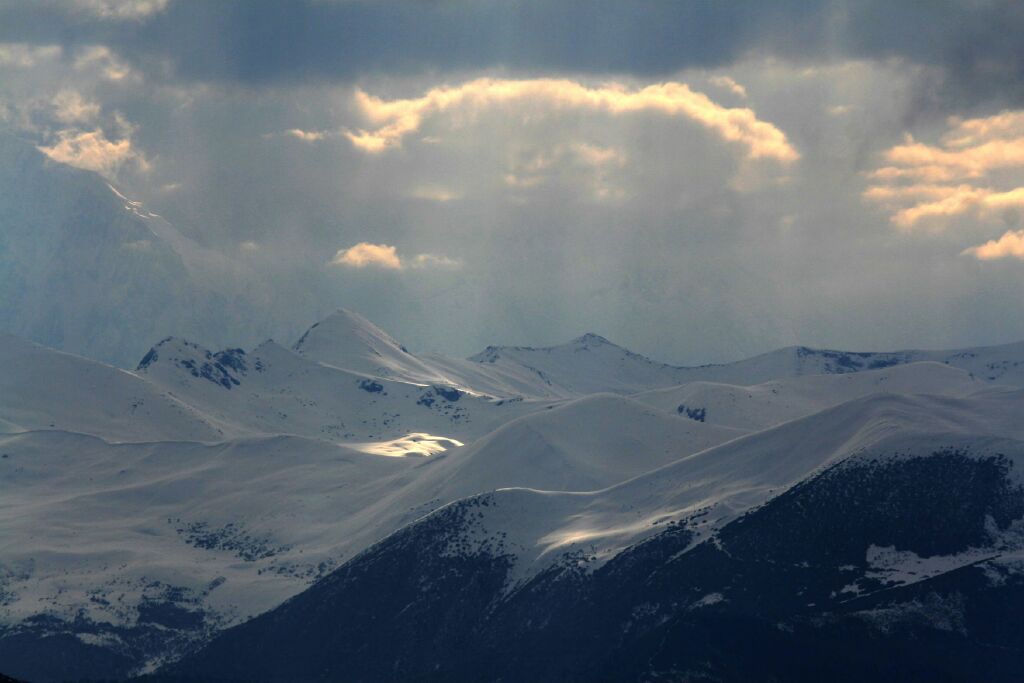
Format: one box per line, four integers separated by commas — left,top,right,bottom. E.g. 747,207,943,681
3,306,1024,672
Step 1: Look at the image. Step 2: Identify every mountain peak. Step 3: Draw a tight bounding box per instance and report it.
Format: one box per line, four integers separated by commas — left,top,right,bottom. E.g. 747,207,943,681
293,308,409,357
135,336,248,389
136,336,205,370
289,308,456,384
569,332,613,348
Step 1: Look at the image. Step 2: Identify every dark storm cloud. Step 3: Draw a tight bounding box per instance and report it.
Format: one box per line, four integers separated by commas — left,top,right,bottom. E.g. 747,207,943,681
2,1,1023,105
4,0,1024,365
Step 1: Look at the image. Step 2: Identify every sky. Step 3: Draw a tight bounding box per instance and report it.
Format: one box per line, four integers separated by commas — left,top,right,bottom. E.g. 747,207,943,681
3,0,1024,364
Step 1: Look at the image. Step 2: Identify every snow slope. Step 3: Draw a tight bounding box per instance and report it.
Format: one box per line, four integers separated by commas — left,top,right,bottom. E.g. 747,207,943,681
136,336,549,443
0,334,221,442
166,388,1024,683
0,393,746,674
394,388,1024,588
0,429,421,671
5,309,1024,681
465,333,702,397
466,335,1024,394
695,341,1024,386
292,309,450,386
406,393,745,498
633,360,988,432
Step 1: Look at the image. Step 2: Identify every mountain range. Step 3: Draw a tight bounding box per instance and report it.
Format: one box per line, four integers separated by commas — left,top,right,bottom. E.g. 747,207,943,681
2,307,1024,681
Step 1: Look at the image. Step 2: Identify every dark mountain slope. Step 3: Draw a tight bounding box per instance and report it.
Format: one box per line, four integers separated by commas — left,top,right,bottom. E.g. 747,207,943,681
164,431,1024,682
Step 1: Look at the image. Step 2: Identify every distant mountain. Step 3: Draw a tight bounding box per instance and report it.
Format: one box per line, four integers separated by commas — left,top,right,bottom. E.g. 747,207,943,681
633,360,987,431
464,332,701,397
0,133,328,367
295,309,1024,399
687,341,1024,386
0,133,224,365
467,335,1024,394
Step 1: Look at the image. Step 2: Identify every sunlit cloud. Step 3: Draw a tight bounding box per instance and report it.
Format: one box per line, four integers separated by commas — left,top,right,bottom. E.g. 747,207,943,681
344,78,799,163
866,184,1024,229
963,230,1024,260
708,75,747,98
331,242,403,269
887,186,995,228
866,111,1024,229
883,135,1024,180
330,242,460,270
282,128,330,142
867,165,956,183
942,111,1024,149
37,128,144,178
862,184,965,203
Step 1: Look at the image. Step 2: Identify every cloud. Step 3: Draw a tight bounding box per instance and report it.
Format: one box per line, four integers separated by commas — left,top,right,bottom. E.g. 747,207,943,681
571,142,625,167
282,128,329,142
963,230,1024,260
867,185,1024,229
73,45,135,81
37,128,142,177
708,75,747,98
882,134,1024,180
410,253,461,269
886,186,996,228
8,1,1024,113
865,111,1024,228
0,43,61,68
344,78,799,163
862,184,964,203
330,242,460,270
410,185,461,202
500,142,628,201
71,0,169,20
942,111,1024,148
51,90,102,124
827,104,853,116
867,165,956,183
331,242,403,269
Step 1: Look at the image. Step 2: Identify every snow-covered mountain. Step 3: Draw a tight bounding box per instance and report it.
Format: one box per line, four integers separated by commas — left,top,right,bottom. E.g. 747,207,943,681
166,389,1024,682
291,309,450,386
633,360,987,432
467,334,1024,394
0,334,221,442
0,133,223,366
135,334,545,444
0,133,329,368
3,309,1024,682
